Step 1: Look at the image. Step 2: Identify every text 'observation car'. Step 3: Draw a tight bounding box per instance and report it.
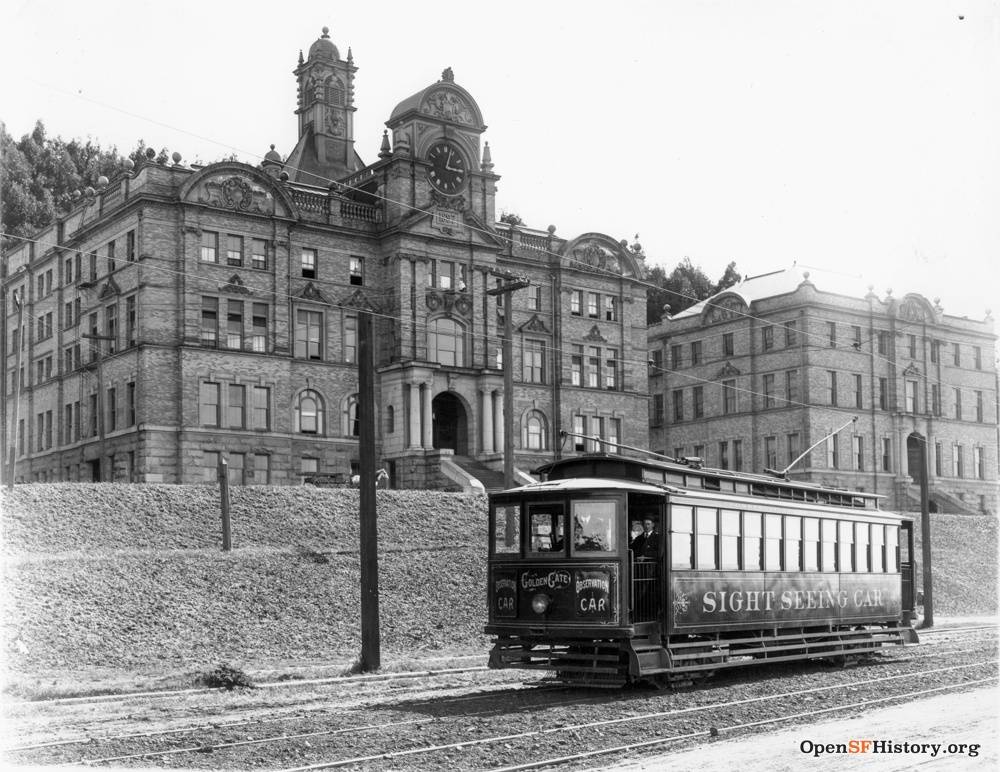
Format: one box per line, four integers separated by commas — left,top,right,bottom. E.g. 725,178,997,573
485,446,918,687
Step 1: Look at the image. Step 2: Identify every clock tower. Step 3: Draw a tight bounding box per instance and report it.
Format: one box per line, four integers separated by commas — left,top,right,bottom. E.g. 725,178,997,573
285,27,362,185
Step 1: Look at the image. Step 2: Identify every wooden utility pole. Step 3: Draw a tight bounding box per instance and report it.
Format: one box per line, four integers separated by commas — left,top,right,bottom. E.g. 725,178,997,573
487,271,529,489
6,289,25,489
918,436,934,628
217,456,232,551
358,309,380,671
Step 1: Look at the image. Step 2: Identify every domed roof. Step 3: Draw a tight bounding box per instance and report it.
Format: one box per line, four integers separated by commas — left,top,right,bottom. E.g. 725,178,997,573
308,27,339,61
388,69,484,129
263,144,282,163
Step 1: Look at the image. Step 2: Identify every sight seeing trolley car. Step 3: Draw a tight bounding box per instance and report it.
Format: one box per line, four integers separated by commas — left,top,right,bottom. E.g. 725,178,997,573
486,440,918,687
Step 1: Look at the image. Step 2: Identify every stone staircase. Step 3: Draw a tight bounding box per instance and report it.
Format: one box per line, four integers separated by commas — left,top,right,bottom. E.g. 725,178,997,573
452,456,509,493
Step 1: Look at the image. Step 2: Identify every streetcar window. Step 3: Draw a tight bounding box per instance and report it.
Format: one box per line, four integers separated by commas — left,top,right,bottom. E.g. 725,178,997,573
571,500,617,554
764,514,782,570
856,522,870,572
821,519,837,572
839,521,854,572
886,526,899,572
871,524,885,572
742,512,762,570
720,509,740,569
528,505,565,554
493,504,521,554
696,508,718,569
670,505,694,569
784,516,802,572
802,517,820,571
642,469,665,485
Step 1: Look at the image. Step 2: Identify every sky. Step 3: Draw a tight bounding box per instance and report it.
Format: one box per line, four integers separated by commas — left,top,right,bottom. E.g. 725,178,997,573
2,0,997,319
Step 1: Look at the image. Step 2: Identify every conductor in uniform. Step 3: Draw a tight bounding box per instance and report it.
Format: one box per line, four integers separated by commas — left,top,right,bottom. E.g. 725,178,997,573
630,518,660,560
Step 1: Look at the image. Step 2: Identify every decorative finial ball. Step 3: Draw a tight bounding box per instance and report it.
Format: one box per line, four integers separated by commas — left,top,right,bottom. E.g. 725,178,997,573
96,175,109,187
145,148,156,160
547,224,556,234
123,158,134,171
270,144,275,150
322,26,329,36
868,284,874,292
84,186,95,197
803,270,810,280
171,151,182,164
886,287,893,296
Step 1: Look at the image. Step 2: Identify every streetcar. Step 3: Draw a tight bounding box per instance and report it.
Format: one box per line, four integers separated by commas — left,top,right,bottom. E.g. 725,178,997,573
485,440,918,687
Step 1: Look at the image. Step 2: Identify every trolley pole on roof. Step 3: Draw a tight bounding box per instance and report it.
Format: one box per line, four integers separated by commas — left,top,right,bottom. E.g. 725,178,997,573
358,308,381,670
488,271,529,489
917,436,934,628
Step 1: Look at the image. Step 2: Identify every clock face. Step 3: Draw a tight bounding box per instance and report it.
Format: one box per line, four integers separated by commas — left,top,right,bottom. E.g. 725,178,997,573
426,141,467,194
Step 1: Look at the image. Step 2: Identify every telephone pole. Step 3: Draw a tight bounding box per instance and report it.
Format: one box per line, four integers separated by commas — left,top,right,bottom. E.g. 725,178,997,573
357,308,380,670
6,289,25,489
917,436,934,628
487,270,529,489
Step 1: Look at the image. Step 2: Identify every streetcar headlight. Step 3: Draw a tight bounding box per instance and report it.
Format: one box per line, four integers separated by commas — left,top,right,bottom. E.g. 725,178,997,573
531,593,551,614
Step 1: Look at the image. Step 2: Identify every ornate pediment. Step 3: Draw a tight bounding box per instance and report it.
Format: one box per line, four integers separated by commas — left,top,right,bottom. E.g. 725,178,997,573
902,363,921,377
571,241,622,273
293,282,329,305
898,295,934,324
98,277,121,299
518,314,549,334
220,274,252,295
420,88,476,126
703,296,747,325
583,325,607,343
426,289,473,318
716,362,741,379
196,175,274,215
339,288,380,312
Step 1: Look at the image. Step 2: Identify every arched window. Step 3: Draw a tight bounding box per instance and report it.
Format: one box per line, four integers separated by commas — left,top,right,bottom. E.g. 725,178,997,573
324,77,345,106
524,410,548,451
343,393,360,437
295,390,325,434
427,317,465,367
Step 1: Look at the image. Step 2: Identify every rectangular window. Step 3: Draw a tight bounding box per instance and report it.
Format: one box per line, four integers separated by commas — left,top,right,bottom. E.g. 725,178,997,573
877,331,888,354
604,295,618,322
201,297,218,346
126,296,136,347
228,384,245,428
953,444,963,477
65,256,74,285
839,521,854,571
251,238,268,270
784,516,802,572
786,370,799,405
784,321,797,347
526,284,541,311
761,326,774,351
107,241,116,274
570,290,582,316
674,446,685,461
252,453,270,484
587,292,599,318
953,342,961,366
908,334,917,358
764,514,782,570
301,248,317,278
871,524,885,572
349,256,364,286
720,510,739,569
856,522,870,572
690,340,702,365
604,349,618,389
882,437,892,472
300,457,319,475
671,344,682,369
524,339,544,384
64,301,74,329
89,251,98,281
529,505,566,555
886,526,899,572
343,314,357,363
974,346,982,370
226,300,243,349
226,234,243,266
64,403,73,445
803,518,820,571
975,391,983,422
570,345,583,386
88,394,98,436
828,371,838,405
294,309,323,360
200,382,220,426
786,433,800,468
879,377,888,410
670,505,694,569
827,321,836,347
974,446,985,480
935,441,943,477
954,388,962,420
763,373,775,408
723,379,737,414
718,440,729,469
696,508,718,569
733,439,743,471
931,384,941,416
493,504,521,554
107,387,117,432
906,380,917,413
652,394,664,424
930,340,940,364
252,386,270,430
586,346,600,388
853,435,864,471
852,325,862,350
437,261,454,289
126,381,136,427
764,436,777,469
607,418,621,452
126,230,136,261
826,435,839,469
227,452,245,486
650,348,662,370
722,332,734,357
251,303,267,352
743,512,762,570
573,415,586,452
854,373,863,408
692,386,704,418
200,231,218,263
106,305,118,354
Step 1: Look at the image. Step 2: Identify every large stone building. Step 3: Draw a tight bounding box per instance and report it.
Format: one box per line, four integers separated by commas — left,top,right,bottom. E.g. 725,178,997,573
648,268,998,514
2,28,650,488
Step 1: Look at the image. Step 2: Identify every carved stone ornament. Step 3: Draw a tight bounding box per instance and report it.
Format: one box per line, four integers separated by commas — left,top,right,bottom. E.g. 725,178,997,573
898,298,931,323
703,296,746,325
430,189,467,211
716,362,741,379
571,241,622,274
583,325,607,343
98,277,121,299
519,314,550,333
426,289,472,318
339,288,379,312
199,175,272,214
420,89,474,125
294,282,329,305
432,208,465,236
221,274,252,295
325,107,345,137
902,363,921,377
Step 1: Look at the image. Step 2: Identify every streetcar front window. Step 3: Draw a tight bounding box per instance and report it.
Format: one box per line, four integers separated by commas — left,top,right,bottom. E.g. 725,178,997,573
571,500,617,554
493,503,521,554
528,505,565,554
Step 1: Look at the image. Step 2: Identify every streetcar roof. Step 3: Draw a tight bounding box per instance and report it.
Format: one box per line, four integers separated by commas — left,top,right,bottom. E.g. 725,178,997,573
495,477,670,496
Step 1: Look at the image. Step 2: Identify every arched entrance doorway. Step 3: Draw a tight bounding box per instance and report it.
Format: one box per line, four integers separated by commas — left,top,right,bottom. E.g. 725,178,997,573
432,392,468,455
